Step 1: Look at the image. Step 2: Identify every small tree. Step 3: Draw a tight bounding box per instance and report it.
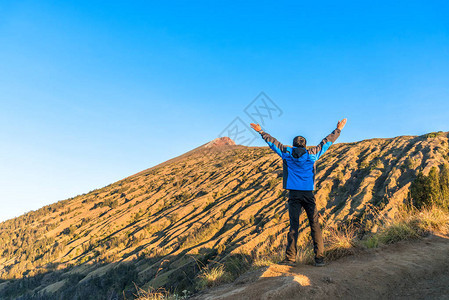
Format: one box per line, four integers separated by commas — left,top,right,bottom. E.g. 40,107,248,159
428,167,442,204
439,165,449,208
410,172,432,209
410,165,449,209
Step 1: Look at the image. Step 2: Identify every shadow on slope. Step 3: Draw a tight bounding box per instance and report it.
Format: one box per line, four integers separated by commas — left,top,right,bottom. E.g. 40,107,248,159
0,250,253,300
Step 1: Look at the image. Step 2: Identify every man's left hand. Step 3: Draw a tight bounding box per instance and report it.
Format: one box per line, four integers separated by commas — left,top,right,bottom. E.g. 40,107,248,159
250,123,262,132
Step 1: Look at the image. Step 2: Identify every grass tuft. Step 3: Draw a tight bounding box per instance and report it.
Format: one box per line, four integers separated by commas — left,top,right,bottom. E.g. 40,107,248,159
196,265,231,289
134,285,189,300
413,206,449,234
376,206,448,245
362,235,379,248
252,252,283,268
324,226,357,260
378,219,421,244
297,244,314,265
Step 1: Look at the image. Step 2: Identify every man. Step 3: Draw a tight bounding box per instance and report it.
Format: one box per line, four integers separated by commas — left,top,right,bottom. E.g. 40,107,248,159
250,119,347,267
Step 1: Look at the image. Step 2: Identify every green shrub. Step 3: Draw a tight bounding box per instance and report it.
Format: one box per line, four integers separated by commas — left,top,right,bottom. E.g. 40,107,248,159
378,221,420,244
62,225,76,235
362,235,379,248
424,131,442,138
410,166,449,209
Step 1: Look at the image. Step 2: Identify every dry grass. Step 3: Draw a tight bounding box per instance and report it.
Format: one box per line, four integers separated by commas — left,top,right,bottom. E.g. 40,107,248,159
412,206,449,234
324,226,357,260
134,287,168,300
133,285,189,300
297,244,314,264
296,225,358,264
196,265,232,289
377,219,421,244
377,206,449,245
250,242,285,268
251,257,275,268
298,206,449,264
252,252,283,268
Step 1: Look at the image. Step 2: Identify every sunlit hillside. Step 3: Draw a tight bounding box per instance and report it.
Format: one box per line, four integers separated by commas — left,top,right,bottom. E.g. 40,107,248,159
0,132,448,299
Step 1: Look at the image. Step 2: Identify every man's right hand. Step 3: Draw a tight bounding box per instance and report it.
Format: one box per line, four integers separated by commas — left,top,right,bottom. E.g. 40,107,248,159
337,118,347,130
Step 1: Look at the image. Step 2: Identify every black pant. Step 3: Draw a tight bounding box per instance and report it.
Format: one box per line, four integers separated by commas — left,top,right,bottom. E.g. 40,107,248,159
285,190,324,261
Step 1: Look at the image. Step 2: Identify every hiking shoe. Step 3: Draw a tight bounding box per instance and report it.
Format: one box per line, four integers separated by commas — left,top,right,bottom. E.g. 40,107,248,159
314,258,325,267
279,259,296,266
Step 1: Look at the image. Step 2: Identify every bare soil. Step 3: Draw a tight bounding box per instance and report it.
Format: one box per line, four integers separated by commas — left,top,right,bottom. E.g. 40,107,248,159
194,235,449,300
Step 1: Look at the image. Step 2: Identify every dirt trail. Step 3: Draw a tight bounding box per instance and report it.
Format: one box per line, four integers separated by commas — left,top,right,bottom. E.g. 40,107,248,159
194,235,449,300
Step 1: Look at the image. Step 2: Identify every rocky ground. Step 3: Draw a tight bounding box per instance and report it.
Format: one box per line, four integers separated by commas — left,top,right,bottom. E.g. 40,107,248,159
194,234,449,300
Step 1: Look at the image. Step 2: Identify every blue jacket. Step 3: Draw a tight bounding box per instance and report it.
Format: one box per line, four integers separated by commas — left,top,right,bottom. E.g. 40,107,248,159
260,129,341,191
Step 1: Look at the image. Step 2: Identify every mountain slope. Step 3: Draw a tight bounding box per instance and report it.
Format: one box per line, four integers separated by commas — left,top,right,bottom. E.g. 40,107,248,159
0,132,448,299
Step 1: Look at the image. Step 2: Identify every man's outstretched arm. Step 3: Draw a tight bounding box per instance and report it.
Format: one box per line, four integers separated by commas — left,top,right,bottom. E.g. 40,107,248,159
309,118,347,160
250,123,286,157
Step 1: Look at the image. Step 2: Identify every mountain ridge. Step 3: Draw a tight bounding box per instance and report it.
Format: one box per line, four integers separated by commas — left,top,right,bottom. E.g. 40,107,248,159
129,136,238,179
0,131,448,299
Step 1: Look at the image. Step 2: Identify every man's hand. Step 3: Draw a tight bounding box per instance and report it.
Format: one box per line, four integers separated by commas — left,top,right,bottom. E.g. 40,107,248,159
250,123,262,133
337,118,347,130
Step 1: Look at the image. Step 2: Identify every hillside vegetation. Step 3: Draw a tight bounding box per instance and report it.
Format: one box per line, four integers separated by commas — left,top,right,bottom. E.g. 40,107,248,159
0,132,448,299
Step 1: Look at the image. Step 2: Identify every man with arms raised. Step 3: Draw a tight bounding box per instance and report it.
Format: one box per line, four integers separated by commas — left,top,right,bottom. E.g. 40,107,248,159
250,118,347,267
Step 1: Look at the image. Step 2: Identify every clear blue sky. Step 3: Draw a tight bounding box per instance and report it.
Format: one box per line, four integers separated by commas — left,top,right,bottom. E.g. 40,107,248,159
1,1,448,222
